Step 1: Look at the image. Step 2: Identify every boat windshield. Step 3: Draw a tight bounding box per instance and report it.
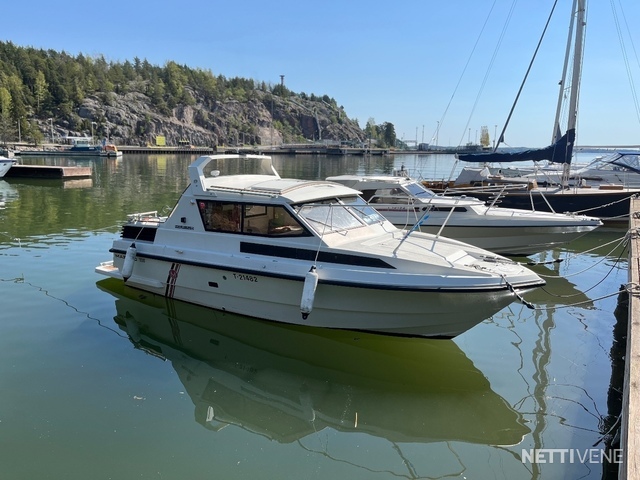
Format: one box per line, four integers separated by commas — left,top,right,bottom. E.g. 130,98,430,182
584,152,640,174
201,156,277,178
405,181,437,198
296,196,386,234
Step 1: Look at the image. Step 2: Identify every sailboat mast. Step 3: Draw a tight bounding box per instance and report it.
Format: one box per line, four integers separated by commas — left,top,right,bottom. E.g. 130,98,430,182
568,0,586,135
552,0,578,143
562,0,586,185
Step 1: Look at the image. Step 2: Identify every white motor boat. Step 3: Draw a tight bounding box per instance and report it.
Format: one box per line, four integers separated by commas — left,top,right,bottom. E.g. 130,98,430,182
96,154,545,338
326,174,602,256
0,156,17,178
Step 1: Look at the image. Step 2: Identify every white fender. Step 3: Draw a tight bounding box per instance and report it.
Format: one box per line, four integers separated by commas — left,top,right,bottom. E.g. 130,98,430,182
300,266,318,319
121,243,137,281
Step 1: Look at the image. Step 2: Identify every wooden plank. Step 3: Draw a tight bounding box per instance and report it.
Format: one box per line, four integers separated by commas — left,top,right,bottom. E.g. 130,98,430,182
622,197,640,479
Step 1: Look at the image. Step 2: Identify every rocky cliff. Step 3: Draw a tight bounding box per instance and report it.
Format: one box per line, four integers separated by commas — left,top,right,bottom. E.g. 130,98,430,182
54,87,366,148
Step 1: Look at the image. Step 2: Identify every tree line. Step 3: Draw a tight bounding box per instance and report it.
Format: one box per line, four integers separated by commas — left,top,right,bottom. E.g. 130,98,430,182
0,41,397,147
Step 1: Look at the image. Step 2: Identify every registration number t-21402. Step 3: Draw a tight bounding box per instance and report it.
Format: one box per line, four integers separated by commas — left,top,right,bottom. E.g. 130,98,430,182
233,273,258,282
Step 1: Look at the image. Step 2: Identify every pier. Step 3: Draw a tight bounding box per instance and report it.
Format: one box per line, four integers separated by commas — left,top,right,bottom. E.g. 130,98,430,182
622,197,640,479
4,164,91,179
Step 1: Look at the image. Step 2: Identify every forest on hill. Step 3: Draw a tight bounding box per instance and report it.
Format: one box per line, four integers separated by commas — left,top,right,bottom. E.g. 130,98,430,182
0,41,398,148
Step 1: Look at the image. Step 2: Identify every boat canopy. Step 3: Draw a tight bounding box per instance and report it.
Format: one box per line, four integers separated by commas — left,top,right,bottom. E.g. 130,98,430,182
585,152,640,175
458,129,575,164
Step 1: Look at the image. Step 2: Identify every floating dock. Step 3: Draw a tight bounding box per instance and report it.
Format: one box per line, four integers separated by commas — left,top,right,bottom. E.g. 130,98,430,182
4,165,91,179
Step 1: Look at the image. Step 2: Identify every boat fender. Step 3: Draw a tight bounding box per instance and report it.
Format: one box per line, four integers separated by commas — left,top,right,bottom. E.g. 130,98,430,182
300,266,319,319
121,243,137,281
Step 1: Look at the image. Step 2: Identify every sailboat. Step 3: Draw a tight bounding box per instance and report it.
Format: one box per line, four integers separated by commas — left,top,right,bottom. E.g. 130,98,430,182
442,0,640,224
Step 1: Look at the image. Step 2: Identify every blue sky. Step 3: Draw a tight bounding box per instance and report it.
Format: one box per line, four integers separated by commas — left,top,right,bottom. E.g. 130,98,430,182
2,0,639,147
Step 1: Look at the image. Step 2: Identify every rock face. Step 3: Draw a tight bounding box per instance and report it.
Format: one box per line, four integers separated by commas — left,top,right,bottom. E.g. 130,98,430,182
57,88,366,147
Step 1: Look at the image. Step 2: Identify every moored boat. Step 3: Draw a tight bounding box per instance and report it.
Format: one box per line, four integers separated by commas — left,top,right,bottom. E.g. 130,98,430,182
0,156,17,178
16,137,122,158
327,174,602,256
95,154,545,338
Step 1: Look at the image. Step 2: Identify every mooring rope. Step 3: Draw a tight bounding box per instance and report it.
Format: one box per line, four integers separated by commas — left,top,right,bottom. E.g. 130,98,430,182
528,232,630,280
572,192,639,216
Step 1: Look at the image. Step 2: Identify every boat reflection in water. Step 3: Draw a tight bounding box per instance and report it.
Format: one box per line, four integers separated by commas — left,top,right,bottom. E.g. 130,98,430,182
98,278,529,447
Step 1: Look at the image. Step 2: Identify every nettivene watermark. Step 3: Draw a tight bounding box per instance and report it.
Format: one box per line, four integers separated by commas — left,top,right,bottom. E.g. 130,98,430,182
521,449,623,464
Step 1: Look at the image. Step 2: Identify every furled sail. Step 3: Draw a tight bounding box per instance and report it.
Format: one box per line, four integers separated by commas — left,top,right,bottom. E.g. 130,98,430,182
457,128,575,164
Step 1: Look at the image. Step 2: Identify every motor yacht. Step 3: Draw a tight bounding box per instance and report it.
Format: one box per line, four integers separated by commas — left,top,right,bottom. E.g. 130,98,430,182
96,154,545,338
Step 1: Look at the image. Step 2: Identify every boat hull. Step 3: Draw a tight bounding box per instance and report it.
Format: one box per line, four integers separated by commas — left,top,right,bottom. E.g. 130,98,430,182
0,159,15,178
376,207,599,255
96,255,528,339
414,223,596,255
16,149,121,157
451,187,635,223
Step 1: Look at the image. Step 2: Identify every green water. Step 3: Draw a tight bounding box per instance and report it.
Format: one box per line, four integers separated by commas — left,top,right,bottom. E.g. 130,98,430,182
0,153,628,479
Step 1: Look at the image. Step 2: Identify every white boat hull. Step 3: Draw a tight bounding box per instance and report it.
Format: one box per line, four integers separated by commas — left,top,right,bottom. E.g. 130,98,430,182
375,205,600,255
0,158,16,178
97,254,529,339
414,223,594,255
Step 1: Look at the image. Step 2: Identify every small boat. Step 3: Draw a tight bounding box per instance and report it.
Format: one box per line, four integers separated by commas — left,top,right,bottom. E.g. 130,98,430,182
0,156,17,178
16,137,122,158
95,153,545,339
327,174,602,256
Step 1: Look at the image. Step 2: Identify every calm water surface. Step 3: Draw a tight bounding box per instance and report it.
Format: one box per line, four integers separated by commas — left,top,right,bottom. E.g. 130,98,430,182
0,153,628,479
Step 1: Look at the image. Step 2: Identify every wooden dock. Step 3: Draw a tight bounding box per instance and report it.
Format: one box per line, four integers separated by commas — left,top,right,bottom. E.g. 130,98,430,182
4,165,92,179
622,197,640,479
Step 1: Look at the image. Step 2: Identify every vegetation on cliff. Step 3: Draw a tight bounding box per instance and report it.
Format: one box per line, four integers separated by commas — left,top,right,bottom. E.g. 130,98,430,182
0,41,397,148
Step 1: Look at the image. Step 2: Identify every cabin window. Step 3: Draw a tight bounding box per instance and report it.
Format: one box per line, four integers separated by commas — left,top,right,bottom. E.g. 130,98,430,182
369,187,411,204
199,202,241,233
405,182,437,198
197,200,308,237
339,196,386,225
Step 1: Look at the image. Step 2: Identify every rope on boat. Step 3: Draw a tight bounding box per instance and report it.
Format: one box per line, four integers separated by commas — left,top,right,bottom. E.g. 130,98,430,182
502,275,536,310
524,258,564,266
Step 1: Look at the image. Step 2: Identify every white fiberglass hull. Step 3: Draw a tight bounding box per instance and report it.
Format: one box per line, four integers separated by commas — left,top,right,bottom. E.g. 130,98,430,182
376,207,600,255
414,223,595,255
97,255,530,338
0,158,15,178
